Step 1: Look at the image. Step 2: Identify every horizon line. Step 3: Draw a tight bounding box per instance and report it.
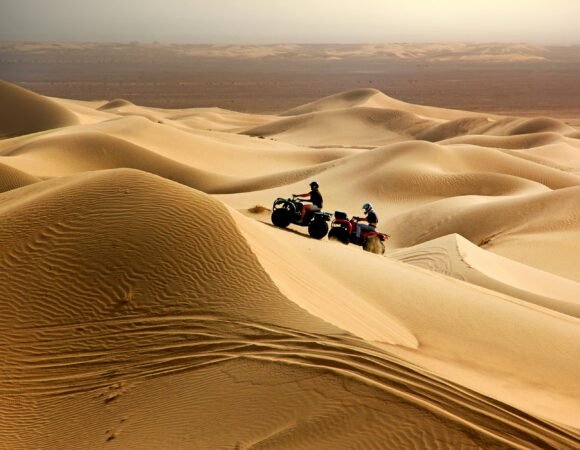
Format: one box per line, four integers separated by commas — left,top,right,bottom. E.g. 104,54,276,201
2,39,580,47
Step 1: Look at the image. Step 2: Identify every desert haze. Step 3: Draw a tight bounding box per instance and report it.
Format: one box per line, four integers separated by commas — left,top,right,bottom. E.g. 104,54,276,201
3,42,580,120
0,62,580,449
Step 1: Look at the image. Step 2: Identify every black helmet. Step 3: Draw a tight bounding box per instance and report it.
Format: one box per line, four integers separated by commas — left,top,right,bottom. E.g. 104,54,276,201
309,181,319,189
362,202,373,213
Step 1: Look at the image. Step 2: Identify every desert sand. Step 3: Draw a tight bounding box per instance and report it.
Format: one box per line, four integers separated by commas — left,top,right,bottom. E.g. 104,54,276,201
0,79,579,449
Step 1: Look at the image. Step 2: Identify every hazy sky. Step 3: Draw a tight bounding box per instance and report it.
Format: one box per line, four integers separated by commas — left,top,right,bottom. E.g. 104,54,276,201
1,0,579,44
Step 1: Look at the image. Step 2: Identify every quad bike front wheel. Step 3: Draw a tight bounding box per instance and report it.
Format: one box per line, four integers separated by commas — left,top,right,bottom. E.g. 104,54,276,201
271,208,291,228
308,219,329,240
363,235,385,255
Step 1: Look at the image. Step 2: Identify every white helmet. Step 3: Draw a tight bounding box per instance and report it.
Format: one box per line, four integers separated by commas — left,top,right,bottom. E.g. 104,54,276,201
362,202,373,213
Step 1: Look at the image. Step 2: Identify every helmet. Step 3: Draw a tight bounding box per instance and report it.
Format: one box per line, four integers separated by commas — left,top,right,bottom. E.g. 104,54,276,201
362,202,373,213
309,181,319,189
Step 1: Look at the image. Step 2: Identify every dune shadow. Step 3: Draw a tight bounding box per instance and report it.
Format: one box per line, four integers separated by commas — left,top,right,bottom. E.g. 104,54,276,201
255,218,321,240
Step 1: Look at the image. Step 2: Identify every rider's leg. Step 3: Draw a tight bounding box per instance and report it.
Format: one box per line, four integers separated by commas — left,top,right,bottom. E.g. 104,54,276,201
299,204,311,223
356,223,374,238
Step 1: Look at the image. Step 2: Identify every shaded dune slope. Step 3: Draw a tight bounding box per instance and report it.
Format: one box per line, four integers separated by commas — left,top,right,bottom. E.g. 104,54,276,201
0,169,578,449
0,163,40,193
0,80,79,139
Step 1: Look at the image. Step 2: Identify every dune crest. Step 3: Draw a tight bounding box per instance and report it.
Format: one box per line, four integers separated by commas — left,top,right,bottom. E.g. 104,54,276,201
97,98,135,110
1,82,579,448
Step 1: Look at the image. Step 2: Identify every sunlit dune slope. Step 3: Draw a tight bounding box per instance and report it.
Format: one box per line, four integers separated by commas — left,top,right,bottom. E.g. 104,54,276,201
389,233,580,317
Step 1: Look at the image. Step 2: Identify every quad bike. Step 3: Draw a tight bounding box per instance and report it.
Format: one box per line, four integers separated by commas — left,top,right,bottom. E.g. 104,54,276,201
328,211,390,254
271,196,332,239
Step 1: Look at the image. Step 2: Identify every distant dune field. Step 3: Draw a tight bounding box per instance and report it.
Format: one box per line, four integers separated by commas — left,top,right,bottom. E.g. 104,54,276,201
0,79,579,449
2,42,580,122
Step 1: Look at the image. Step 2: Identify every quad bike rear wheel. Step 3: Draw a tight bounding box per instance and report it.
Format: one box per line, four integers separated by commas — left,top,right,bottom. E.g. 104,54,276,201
363,235,385,255
271,208,291,228
308,219,329,239
328,227,349,244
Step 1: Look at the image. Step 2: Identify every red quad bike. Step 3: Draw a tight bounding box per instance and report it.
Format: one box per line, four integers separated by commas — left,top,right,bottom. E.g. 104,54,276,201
271,195,332,239
328,211,390,254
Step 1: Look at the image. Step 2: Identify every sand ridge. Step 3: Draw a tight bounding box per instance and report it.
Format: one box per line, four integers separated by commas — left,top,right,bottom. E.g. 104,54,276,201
0,81,579,449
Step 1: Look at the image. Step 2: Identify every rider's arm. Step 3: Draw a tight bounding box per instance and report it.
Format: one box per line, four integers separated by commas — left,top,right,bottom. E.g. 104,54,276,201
294,192,311,199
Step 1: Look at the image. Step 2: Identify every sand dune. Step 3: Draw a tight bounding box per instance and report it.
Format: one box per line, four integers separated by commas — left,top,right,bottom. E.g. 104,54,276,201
1,81,579,448
280,87,487,121
0,129,238,191
0,115,356,193
245,106,433,146
501,116,576,136
440,130,573,149
390,233,580,317
247,90,577,147
158,107,276,132
0,163,40,193
97,98,136,110
1,169,578,449
219,139,579,221
234,212,580,430
388,186,580,280
0,80,79,138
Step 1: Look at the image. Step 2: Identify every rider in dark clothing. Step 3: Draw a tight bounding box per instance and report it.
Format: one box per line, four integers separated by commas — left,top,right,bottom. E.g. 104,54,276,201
295,181,323,223
309,189,323,209
356,202,378,240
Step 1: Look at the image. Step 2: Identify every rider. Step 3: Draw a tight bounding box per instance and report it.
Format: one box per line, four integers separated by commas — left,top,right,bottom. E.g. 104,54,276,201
294,181,323,223
355,202,378,241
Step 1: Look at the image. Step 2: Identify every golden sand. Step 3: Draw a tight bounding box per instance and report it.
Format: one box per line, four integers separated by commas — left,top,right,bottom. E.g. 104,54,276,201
0,81,579,449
